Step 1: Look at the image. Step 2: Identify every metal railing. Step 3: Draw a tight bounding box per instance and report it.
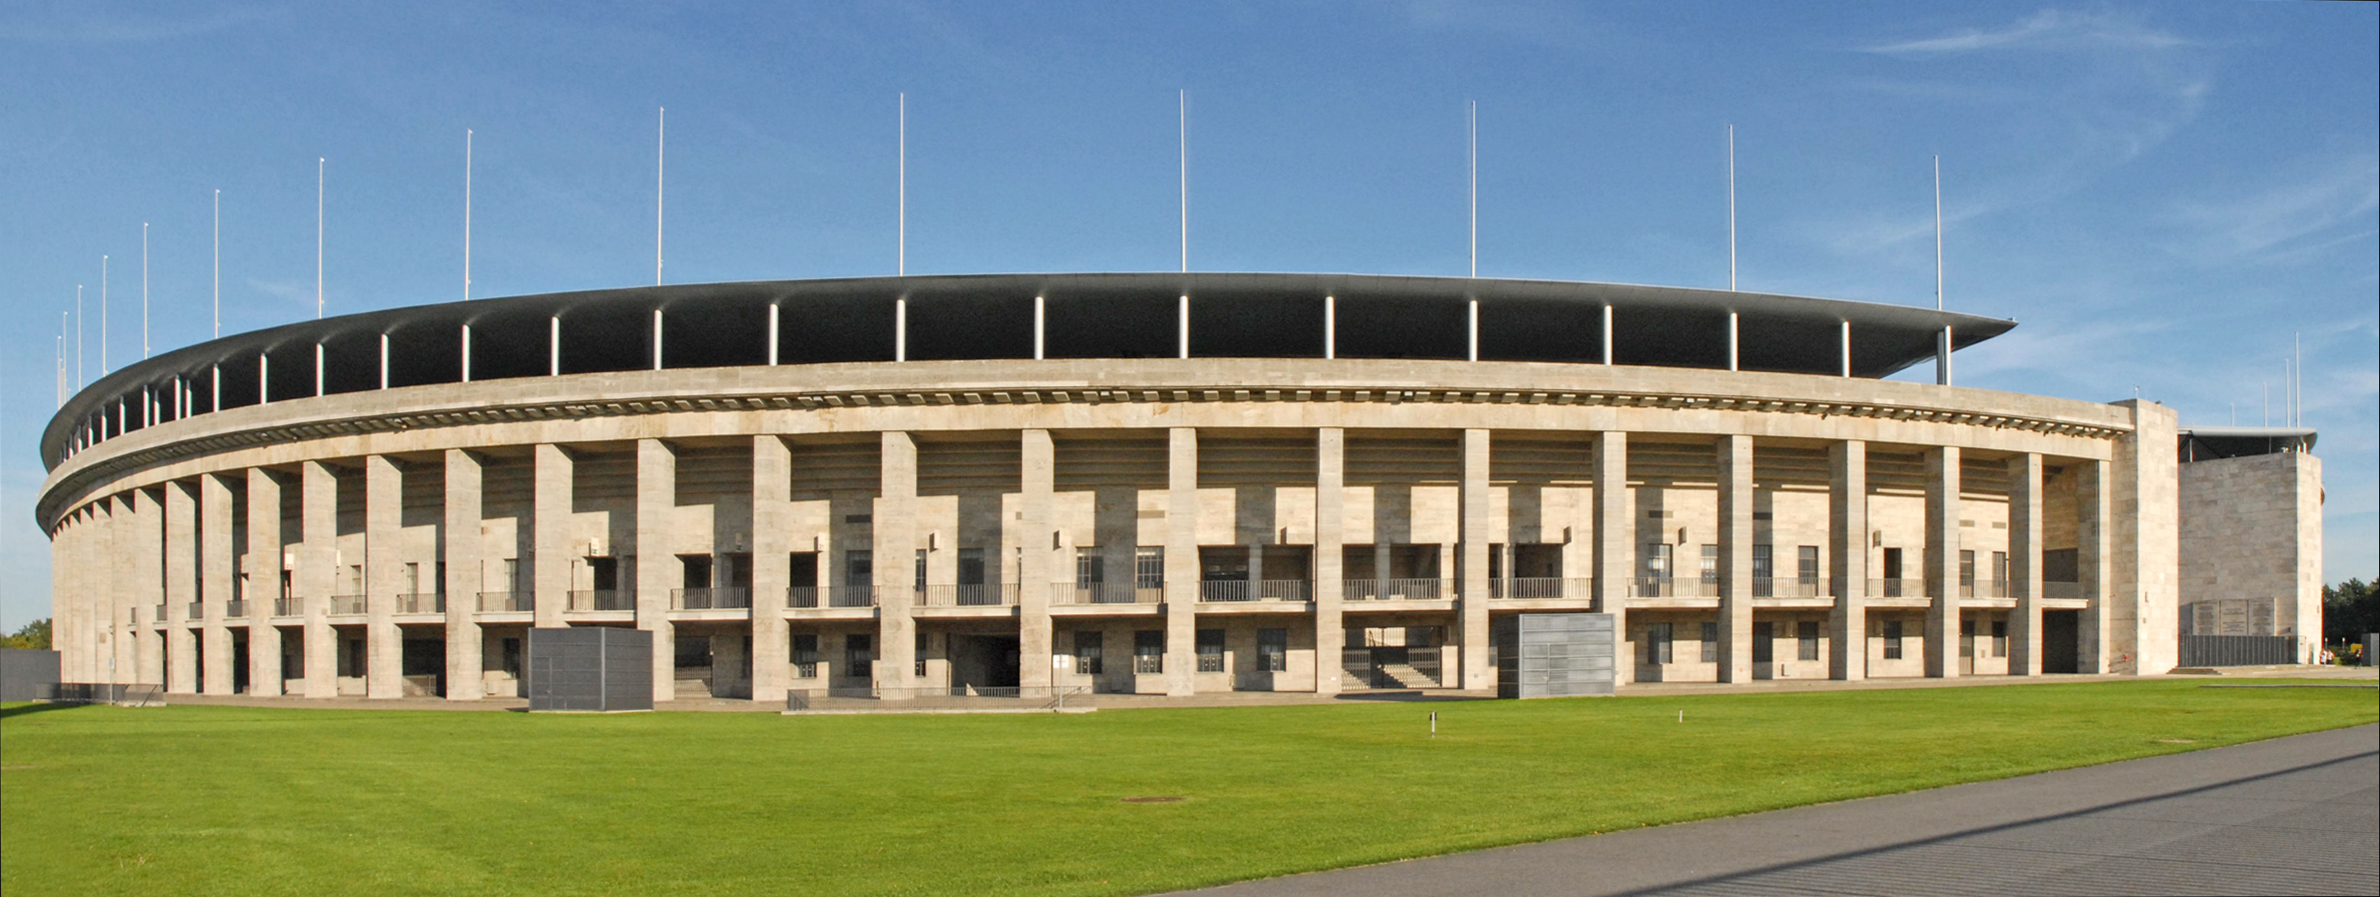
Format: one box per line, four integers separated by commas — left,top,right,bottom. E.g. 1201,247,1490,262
478,591,533,612
1628,577,1720,598
2044,580,2083,601
673,587,752,610
1053,583,1164,605
274,597,303,617
568,589,635,611
1490,577,1593,600
916,583,1020,607
1344,578,1445,600
327,595,367,615
788,586,820,608
1962,580,2010,600
396,592,444,614
1868,578,1929,599
1752,577,1830,599
1199,580,1311,602
829,585,876,608
225,599,248,618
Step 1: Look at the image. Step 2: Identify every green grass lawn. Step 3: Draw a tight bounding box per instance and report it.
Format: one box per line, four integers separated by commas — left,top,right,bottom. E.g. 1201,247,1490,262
3,681,2372,897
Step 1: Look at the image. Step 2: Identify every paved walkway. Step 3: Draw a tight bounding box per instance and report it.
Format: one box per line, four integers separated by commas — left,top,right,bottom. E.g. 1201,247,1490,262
1179,724,2380,897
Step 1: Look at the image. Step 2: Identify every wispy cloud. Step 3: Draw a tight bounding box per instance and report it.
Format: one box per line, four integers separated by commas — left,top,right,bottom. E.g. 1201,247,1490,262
0,2,280,43
1863,9,2193,56
2167,152,2380,264
1400,0,1624,53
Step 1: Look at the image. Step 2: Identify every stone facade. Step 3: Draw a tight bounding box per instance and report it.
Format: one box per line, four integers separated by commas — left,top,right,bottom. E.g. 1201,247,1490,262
2179,451,2323,660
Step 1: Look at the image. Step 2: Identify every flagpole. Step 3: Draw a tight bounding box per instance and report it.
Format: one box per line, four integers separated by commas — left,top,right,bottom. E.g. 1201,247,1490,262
1179,89,1188,274
316,157,325,319
465,129,474,300
212,190,220,338
1934,156,1944,311
898,93,906,277
1727,125,1736,292
142,223,150,359
656,108,665,286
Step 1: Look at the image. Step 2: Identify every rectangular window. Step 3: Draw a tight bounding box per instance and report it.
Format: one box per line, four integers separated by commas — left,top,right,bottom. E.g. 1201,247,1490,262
1133,630,1164,674
1797,620,1820,661
1883,620,1904,660
1075,547,1104,588
1257,628,1288,672
916,631,929,677
845,633,874,680
843,550,873,586
1992,620,2008,657
1752,621,1774,664
501,637,522,676
914,549,927,592
1196,629,1225,673
1992,551,2009,594
1959,550,1976,589
956,548,985,585
680,554,713,589
404,562,420,596
1699,545,1719,588
1642,543,1671,581
1751,544,1773,595
1646,622,1674,664
1700,621,1719,663
791,634,819,678
1074,630,1104,675
1135,547,1165,590
1960,619,1976,658
1798,545,1821,588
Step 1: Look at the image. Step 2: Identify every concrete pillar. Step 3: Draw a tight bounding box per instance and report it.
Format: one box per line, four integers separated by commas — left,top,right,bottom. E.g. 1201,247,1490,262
299,460,338,697
1164,427,1198,696
2110,399,2179,675
111,498,138,687
1828,441,1868,681
2008,452,2044,676
1019,429,1056,696
532,444,572,630
246,469,285,696
1314,427,1345,696
1923,446,1961,678
55,508,85,684
1593,431,1632,683
131,489,165,685
164,479,198,694
443,450,484,700
70,506,95,685
875,431,919,697
364,455,404,698
1457,428,1492,691
635,438,677,702
1717,435,1755,683
200,473,237,695
2077,459,2111,674
751,435,792,704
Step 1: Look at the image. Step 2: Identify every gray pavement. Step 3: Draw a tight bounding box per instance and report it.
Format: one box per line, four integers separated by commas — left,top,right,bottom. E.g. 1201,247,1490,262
1179,724,2379,897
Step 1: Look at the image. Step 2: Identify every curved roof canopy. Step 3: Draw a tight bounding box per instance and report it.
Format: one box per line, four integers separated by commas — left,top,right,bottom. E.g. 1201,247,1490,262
44,272,2014,470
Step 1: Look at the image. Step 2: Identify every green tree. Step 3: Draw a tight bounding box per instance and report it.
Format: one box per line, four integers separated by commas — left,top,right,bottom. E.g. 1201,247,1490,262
2323,579,2378,652
3,618,51,650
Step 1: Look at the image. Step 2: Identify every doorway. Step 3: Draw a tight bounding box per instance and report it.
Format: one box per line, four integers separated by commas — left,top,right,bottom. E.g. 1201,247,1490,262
1881,548,1905,597
1958,618,1976,675
949,634,1021,694
1752,621,1774,679
2042,610,2080,673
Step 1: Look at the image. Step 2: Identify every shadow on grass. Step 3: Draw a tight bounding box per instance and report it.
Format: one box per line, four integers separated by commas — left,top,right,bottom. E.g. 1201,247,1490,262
0,702,83,721
1331,690,1497,703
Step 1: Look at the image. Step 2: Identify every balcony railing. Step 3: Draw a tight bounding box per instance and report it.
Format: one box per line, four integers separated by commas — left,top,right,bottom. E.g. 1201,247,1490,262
225,599,249,618
396,592,445,614
1053,583,1163,605
673,587,752,610
1868,578,1928,599
478,591,533,613
2044,580,2083,601
1628,577,1720,598
1199,580,1311,602
569,589,635,611
1961,580,2010,600
1344,578,1445,600
273,597,303,618
154,603,167,621
828,585,876,608
916,584,1020,607
327,595,367,616
1752,577,1830,599
187,601,206,618
1490,577,1592,600
788,586,819,608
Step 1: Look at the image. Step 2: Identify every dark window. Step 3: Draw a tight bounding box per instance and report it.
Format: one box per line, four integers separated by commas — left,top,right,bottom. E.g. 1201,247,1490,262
1647,622,1673,664
1884,620,1904,660
1992,620,2008,658
1752,544,1773,596
846,634,874,680
916,631,928,677
1074,631,1103,675
1257,628,1288,672
1798,621,1821,661
792,634,819,678
1075,547,1103,588
1798,546,1821,588
1700,621,1719,663
1135,547,1165,589
1960,550,1976,589
1196,629,1225,673
1133,630,1164,674
956,548,985,585
501,637,522,675
1752,621,1774,664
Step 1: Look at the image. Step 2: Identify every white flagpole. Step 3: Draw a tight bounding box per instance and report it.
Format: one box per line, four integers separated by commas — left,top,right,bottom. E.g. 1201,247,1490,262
466,129,474,300
656,108,665,286
142,222,150,359
898,93,906,277
1469,101,1478,279
101,255,109,375
316,157,325,319
75,285,83,388
1934,156,1944,311
1727,125,1736,292
212,190,220,338
1180,89,1188,274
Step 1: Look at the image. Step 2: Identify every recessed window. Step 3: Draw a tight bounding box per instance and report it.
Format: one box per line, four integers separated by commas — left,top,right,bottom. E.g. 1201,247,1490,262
1134,630,1164,674
791,634,819,678
1196,629,1225,673
1074,631,1104,675
1883,620,1904,660
1257,628,1288,672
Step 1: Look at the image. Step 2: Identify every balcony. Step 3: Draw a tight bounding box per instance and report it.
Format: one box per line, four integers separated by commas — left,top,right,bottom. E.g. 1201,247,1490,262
396,592,445,614
1752,577,1830,599
225,599,248,618
153,603,167,621
1344,578,1445,601
569,589,635,612
673,587,752,610
1868,578,1929,600
327,595,367,616
916,584,1019,607
187,602,206,619
1490,577,1592,600
1199,580,1310,603
1961,580,2011,600
478,591,533,613
273,597,303,618
788,586,820,608
828,585,876,608
2044,580,2084,601
1053,583,1163,605
1628,578,1720,598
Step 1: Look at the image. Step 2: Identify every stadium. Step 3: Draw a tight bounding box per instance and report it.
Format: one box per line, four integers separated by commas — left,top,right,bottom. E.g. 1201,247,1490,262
35,271,2229,703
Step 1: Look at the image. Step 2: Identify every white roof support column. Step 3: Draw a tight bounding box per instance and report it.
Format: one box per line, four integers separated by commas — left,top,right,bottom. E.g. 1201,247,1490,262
380,333,390,389
1936,325,1953,386
1032,296,1045,360
1467,298,1480,362
314,343,325,397
1602,304,1614,365
460,325,472,382
651,309,664,371
895,297,907,362
1840,321,1853,378
211,365,220,413
1323,295,1336,360
767,304,780,365
258,354,268,404
1177,295,1190,359
1727,312,1740,373
549,316,561,376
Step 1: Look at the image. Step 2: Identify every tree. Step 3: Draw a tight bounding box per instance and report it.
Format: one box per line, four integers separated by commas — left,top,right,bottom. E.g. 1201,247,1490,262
2,618,50,650
2323,579,2378,649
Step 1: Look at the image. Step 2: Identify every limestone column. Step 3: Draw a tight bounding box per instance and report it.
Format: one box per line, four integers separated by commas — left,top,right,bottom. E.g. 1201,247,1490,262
1828,440,1869,681
164,480,199,694
113,498,140,687
634,438,677,702
1457,429,1492,691
531,444,572,630
131,489,166,685
1592,431,1633,683
200,473,237,695
751,435,793,704
2007,453,2045,676
1717,435,1755,683
73,506,97,685
299,460,338,697
2110,399,2179,675
1164,427,1199,696
1923,446,1961,678
2076,459,2112,674
1314,427,1346,695
246,469,285,697
364,455,404,698
54,509,84,684
1018,429,1056,696
875,431,919,697
443,450,484,700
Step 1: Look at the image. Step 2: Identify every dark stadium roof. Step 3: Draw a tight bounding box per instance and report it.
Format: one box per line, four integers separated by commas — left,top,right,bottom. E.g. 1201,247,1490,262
43,272,2014,470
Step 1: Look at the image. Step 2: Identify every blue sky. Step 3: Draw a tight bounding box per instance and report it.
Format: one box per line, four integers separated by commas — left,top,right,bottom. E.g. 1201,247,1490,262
2,2,2373,631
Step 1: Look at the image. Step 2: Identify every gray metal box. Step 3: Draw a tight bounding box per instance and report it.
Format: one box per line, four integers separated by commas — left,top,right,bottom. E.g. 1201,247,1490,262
526,627,653,712
1495,613,1617,698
